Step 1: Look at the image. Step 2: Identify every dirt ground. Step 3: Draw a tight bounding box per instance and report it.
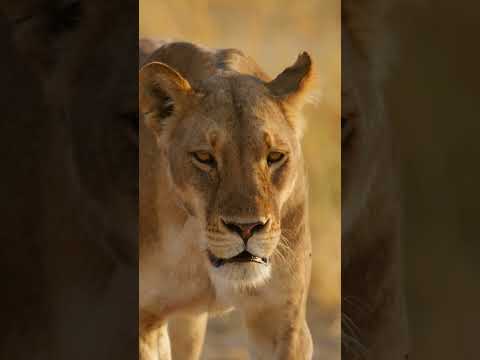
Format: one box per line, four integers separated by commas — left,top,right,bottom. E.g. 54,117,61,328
202,299,340,360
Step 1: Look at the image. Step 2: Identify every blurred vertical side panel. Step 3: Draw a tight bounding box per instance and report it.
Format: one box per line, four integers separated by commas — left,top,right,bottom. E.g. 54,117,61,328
387,1,480,359
343,0,480,359
0,9,53,359
0,1,138,359
341,0,409,359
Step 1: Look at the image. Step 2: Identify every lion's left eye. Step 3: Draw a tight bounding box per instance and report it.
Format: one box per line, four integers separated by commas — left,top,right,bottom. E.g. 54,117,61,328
267,152,285,166
192,151,215,166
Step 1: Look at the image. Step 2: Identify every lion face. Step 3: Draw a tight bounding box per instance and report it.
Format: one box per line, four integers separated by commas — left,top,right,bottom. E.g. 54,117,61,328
167,75,300,288
140,52,313,288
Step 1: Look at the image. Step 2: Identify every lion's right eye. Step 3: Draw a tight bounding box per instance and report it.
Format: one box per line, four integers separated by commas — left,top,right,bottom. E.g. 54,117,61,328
267,151,285,166
192,151,216,166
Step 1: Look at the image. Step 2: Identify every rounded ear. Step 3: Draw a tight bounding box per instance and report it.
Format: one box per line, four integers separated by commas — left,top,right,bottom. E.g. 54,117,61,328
139,61,193,133
267,52,314,109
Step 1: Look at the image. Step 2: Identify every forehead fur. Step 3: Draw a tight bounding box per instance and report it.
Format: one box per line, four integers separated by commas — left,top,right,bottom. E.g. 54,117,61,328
142,41,311,141
199,72,285,124
169,72,296,153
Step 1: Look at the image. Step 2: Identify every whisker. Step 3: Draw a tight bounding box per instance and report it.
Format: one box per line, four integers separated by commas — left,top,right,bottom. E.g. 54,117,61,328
342,311,368,358
268,234,298,275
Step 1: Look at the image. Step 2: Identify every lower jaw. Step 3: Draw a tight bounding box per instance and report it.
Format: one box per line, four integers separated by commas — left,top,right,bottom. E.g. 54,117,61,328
208,261,272,290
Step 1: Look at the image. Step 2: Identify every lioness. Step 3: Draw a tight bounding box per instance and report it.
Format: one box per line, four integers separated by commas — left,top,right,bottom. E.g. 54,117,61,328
139,41,315,359
342,1,409,359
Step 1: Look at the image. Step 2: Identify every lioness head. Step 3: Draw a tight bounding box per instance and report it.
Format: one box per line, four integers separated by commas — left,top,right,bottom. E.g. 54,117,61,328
140,49,313,288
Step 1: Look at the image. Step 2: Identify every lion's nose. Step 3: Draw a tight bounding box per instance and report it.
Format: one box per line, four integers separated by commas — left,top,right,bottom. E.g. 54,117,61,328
221,218,269,244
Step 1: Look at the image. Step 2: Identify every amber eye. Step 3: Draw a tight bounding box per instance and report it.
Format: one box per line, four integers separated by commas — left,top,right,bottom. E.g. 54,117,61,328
267,151,285,166
192,151,215,166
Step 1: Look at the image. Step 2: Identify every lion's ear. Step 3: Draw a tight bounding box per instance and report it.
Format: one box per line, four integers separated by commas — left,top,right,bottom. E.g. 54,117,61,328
267,52,314,109
139,61,193,133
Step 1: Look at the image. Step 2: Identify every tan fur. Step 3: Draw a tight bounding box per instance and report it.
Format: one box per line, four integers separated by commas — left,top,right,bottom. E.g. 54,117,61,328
139,41,314,359
342,1,410,359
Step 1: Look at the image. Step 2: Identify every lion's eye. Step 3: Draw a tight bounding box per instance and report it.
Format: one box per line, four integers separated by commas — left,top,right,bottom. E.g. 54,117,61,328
193,151,215,166
267,152,285,166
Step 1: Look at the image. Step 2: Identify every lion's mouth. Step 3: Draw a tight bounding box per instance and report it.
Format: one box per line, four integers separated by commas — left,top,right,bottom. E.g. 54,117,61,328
208,250,268,268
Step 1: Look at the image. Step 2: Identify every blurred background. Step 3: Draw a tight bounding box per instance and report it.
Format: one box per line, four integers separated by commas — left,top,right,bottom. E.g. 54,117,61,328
140,0,340,359
387,1,480,359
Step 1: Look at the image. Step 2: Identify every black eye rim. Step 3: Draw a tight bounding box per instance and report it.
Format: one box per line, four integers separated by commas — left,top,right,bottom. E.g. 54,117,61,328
192,151,216,166
267,151,287,167
119,111,139,133
341,114,354,146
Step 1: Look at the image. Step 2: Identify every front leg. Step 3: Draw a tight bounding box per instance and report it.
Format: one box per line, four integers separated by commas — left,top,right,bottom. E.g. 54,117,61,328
242,247,313,360
244,296,313,360
244,226,313,359
169,312,208,360
140,313,171,360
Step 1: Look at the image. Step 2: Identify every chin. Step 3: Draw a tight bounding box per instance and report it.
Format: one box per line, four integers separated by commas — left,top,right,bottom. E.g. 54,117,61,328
208,262,272,292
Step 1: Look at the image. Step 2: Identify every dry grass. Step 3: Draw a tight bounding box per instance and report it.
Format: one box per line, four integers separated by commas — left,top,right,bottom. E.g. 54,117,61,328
140,1,340,358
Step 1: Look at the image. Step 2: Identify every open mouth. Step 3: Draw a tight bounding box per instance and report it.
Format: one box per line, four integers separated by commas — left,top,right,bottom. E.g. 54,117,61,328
208,250,268,268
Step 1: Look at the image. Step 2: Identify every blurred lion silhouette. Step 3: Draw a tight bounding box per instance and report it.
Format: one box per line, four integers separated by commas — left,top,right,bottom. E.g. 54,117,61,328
342,1,410,359
1,1,138,359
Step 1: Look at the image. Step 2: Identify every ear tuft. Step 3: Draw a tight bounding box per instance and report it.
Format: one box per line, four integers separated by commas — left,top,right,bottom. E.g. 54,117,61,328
267,51,314,108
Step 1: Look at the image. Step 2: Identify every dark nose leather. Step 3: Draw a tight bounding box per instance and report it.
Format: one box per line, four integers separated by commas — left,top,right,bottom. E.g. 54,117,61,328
222,219,268,243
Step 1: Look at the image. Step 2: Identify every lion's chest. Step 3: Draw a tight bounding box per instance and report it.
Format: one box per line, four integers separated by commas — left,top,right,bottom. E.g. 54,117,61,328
139,217,214,318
